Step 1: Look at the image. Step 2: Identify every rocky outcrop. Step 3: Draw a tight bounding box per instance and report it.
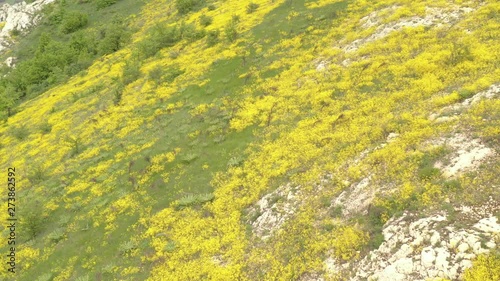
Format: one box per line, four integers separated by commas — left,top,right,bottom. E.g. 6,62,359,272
248,183,302,239
433,134,494,178
0,0,56,52
344,6,476,53
330,200,499,281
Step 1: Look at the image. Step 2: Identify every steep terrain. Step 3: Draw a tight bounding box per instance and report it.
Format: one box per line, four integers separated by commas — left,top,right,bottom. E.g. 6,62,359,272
0,0,498,280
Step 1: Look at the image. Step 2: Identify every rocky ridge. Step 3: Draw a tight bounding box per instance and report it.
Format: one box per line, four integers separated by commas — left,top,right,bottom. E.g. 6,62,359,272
0,0,55,53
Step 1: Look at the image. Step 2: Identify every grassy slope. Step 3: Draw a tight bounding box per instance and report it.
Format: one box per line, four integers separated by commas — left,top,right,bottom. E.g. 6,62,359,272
0,0,499,280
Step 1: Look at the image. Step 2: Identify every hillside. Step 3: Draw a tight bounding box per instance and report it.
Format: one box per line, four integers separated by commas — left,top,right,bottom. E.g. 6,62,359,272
0,0,498,280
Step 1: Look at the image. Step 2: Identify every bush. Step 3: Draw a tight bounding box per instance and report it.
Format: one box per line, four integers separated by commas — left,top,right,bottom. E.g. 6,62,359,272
39,122,52,134
94,0,118,9
246,2,259,14
148,66,164,82
9,29,20,37
457,88,474,101
112,83,124,105
199,14,213,26
118,240,137,255
224,18,238,42
65,136,83,157
163,241,177,252
137,24,181,58
47,228,66,243
175,0,203,15
181,152,199,163
163,66,185,83
179,22,205,41
97,24,129,55
177,193,214,208
206,29,220,46
448,42,473,65
45,6,66,25
10,125,30,140
25,211,44,240
121,60,141,85
60,12,88,34
28,165,47,184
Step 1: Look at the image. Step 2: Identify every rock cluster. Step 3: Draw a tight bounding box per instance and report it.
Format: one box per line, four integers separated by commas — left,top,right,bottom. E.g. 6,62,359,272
349,212,499,281
344,6,476,53
248,183,302,239
433,134,494,178
0,0,55,52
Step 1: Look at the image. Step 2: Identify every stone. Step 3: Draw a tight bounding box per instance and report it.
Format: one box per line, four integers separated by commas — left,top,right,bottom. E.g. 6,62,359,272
474,217,500,233
386,133,399,142
394,258,413,274
3,56,16,68
460,259,473,269
371,264,406,281
421,247,436,267
430,231,441,245
0,0,56,52
316,60,328,71
412,236,424,247
457,243,470,253
449,265,459,280
394,244,413,259
435,248,450,271
449,237,460,249
485,241,496,249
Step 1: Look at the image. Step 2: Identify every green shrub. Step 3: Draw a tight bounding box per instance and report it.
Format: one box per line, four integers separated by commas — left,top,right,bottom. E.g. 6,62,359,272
39,122,52,134
177,193,214,208
47,228,66,243
181,152,199,163
418,166,440,180
137,24,181,58
443,179,462,191
60,12,88,34
121,60,141,85
112,83,124,105
163,66,185,83
175,0,203,15
9,29,20,37
24,211,44,240
197,193,215,203
457,89,474,101
97,24,129,55
199,14,213,26
94,0,118,9
28,165,46,184
10,125,30,140
148,66,164,82
65,136,83,157
246,2,259,14
206,29,220,46
163,241,177,252
119,240,137,255
448,42,473,65
179,22,205,41
178,194,198,207
45,6,66,25
224,18,238,42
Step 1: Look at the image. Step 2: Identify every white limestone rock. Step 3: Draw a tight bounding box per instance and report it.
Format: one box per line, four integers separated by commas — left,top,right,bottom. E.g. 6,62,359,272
0,0,56,52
